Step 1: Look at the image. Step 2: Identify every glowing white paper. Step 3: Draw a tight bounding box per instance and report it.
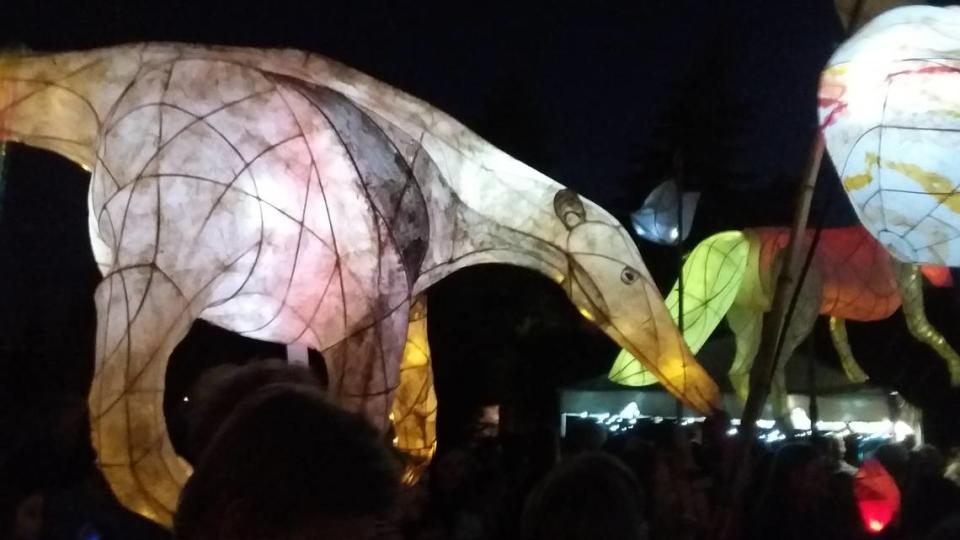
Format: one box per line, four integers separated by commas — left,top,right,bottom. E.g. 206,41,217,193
820,5,960,266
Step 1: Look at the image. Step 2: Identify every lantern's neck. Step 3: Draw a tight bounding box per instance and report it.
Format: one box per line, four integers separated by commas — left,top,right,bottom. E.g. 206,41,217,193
0,48,141,170
412,149,572,294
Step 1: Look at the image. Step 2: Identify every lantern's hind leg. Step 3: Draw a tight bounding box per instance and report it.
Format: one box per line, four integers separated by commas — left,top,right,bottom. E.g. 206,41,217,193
770,300,818,424
391,295,437,484
829,317,869,383
323,300,410,431
89,268,195,525
895,262,960,385
727,303,762,404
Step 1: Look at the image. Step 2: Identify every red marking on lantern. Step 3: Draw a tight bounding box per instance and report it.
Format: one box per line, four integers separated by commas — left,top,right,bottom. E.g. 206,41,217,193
854,459,901,535
887,64,960,80
921,265,953,287
818,99,848,130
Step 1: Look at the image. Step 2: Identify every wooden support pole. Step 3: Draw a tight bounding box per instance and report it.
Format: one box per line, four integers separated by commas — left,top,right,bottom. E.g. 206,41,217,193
713,135,824,540
676,152,686,422
740,135,823,446
713,7,866,539
0,142,7,224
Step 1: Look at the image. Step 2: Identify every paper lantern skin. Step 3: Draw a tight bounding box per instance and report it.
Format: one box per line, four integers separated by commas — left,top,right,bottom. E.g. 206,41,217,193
820,5,960,267
630,179,699,246
854,459,901,534
0,43,718,524
392,295,437,485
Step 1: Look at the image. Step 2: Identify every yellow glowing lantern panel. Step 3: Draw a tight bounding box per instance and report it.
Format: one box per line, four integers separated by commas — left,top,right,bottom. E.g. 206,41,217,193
610,231,748,387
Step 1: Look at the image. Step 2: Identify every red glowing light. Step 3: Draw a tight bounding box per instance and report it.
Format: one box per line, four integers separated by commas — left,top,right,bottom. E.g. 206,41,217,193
854,459,901,535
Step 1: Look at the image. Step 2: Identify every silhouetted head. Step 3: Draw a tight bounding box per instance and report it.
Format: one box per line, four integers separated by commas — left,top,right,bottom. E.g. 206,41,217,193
811,434,846,469
762,443,828,504
873,443,911,489
521,452,648,540
182,359,321,463
174,383,400,540
926,514,960,540
911,444,946,480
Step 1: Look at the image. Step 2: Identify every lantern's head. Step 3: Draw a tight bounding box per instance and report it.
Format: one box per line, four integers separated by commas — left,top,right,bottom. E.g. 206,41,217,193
552,189,719,414
820,5,960,267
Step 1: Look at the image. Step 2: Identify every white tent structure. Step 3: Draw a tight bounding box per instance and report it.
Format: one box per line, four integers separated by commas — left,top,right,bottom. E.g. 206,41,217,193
561,335,922,441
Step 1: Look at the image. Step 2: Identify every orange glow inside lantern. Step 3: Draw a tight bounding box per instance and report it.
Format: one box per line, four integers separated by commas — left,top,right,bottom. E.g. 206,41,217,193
921,265,953,287
854,459,901,535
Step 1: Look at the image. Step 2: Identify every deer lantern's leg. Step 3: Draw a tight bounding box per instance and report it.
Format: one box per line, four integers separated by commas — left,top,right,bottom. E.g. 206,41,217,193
829,317,869,383
728,264,820,421
727,303,763,405
391,295,437,484
770,289,819,423
322,300,410,432
89,268,196,525
894,261,960,385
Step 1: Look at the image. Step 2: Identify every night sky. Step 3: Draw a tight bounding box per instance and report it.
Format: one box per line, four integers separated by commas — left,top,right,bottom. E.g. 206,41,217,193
2,1,960,448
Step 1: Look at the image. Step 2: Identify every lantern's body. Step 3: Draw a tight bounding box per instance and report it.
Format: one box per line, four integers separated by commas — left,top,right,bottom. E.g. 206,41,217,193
0,43,718,524
820,5,960,267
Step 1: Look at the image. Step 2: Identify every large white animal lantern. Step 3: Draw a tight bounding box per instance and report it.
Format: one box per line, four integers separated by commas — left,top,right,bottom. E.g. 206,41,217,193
0,43,719,523
820,5,960,267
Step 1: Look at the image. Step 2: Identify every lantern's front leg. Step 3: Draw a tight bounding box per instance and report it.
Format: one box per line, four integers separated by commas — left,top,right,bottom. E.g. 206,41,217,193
727,281,819,422
895,261,960,385
727,303,763,405
322,300,410,431
770,295,819,424
89,267,197,526
391,295,437,484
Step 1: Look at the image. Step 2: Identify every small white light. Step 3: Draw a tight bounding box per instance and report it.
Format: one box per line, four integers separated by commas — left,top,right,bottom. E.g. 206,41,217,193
893,420,914,442
790,408,812,431
618,402,641,420
815,421,847,432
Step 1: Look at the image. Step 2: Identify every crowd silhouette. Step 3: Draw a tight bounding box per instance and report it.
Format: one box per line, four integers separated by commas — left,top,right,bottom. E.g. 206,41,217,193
3,359,959,540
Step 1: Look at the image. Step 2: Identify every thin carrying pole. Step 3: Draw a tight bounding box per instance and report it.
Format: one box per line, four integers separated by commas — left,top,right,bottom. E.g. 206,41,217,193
0,142,7,224
740,135,823,445
675,153,686,422
713,136,824,540
713,6,867,539
737,0,868,449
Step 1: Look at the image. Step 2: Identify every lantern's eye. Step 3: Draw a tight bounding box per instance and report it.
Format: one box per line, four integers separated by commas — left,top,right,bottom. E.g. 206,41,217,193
620,267,639,285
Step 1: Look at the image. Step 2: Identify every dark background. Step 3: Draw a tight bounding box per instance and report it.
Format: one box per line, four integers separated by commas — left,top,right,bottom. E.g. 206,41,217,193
2,1,959,455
